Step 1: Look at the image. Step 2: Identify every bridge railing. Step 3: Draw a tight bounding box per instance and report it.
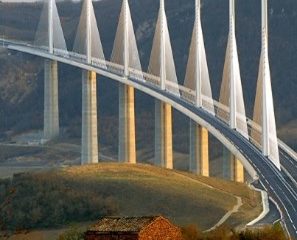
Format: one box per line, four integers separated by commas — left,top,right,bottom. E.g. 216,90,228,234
278,139,297,162
165,81,181,97
179,85,195,104
91,58,107,70
69,51,88,63
142,72,160,87
106,61,124,76
129,69,144,82
54,48,69,58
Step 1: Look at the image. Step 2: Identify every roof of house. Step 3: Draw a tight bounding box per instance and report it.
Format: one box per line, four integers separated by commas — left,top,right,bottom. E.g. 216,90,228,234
87,216,163,233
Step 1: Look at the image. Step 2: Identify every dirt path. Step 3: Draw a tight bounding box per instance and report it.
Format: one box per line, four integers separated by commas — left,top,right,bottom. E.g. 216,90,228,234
205,196,243,232
173,171,244,231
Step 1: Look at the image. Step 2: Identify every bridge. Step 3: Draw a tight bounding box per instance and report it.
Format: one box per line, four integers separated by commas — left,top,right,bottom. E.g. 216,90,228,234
0,0,297,238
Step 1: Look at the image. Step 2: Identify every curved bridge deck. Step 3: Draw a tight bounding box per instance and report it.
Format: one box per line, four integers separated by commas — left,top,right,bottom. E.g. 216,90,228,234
1,40,297,238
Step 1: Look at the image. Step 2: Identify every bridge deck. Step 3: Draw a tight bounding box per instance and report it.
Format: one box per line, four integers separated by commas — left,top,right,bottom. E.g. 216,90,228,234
1,40,296,238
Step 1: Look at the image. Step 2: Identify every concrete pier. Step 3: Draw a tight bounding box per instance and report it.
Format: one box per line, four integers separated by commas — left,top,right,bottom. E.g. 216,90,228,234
44,59,59,140
234,157,244,183
118,83,136,163
81,70,98,164
189,120,209,176
155,100,173,169
222,147,244,182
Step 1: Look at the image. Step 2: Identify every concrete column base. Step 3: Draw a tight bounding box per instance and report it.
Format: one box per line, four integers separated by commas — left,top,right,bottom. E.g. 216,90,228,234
189,120,209,176
81,70,98,165
155,100,173,169
44,59,59,140
222,147,244,183
234,158,244,183
118,83,136,163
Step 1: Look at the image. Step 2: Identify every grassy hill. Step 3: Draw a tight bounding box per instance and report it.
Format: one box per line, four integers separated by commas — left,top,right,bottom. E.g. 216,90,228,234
0,163,262,234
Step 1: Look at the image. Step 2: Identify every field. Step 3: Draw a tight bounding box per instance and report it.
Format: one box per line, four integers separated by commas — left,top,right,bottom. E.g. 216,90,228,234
0,163,261,239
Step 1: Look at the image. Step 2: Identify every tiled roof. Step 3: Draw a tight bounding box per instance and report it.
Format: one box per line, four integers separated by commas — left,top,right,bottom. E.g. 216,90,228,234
88,216,161,233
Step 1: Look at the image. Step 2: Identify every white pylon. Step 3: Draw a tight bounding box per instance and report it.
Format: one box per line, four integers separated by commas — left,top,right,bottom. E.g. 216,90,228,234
262,0,269,157
48,0,53,54
35,0,68,52
195,0,202,107
160,0,166,90
86,0,91,63
229,0,236,129
219,0,248,138
111,0,142,73
73,0,105,63
148,0,179,96
123,0,129,77
184,0,214,114
253,0,280,170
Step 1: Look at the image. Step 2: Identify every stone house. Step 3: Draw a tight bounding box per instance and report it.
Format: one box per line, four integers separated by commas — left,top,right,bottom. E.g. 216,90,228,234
84,216,183,240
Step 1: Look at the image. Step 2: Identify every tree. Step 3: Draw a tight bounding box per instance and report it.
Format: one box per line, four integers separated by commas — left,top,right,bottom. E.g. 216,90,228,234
181,225,203,240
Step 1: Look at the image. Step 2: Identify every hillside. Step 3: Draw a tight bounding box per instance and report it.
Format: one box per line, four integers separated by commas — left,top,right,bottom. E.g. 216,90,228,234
0,163,262,233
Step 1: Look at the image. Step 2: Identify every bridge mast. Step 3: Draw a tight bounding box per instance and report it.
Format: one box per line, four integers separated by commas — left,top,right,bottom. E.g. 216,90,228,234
160,0,166,90
195,0,202,107
148,0,179,96
261,0,269,157
123,0,129,77
185,0,210,176
219,0,246,182
148,0,174,169
219,0,248,137
252,0,280,169
86,0,91,64
48,0,53,54
229,0,236,129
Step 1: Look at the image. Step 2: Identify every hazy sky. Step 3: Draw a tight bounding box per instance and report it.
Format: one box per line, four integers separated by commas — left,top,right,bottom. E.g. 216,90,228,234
1,0,41,1
1,0,42,2
0,0,85,2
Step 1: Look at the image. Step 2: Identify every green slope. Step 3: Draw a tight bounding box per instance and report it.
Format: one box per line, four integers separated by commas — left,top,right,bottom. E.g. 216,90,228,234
0,163,262,231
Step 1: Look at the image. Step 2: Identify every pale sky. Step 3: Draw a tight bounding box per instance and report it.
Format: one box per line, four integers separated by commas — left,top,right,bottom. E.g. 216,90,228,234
0,0,91,2
1,0,41,1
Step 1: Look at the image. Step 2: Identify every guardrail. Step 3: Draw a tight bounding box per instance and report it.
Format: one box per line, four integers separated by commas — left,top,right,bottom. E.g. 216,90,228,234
278,140,297,162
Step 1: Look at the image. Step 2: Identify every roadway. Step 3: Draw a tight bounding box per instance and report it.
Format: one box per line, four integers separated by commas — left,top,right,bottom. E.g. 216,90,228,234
280,148,297,187
1,40,297,238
